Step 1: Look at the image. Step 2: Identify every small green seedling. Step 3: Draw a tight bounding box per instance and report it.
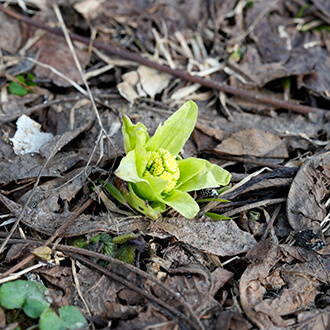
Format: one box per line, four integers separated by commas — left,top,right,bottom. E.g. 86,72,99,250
0,280,87,329
8,73,37,96
39,306,88,330
74,232,138,266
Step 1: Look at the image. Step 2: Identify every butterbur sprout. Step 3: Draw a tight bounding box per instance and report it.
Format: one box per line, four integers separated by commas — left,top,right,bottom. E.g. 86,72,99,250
115,101,231,219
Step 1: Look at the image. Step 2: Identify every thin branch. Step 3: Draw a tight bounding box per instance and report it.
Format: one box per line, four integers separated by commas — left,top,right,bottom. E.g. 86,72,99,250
0,198,93,279
65,252,203,330
0,4,326,115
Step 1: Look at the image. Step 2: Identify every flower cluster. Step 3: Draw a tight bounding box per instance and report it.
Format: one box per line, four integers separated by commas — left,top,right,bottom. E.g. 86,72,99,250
115,101,231,219
144,148,180,194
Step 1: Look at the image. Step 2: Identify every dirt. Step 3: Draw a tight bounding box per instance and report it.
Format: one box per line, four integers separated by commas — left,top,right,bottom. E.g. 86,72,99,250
0,1,330,329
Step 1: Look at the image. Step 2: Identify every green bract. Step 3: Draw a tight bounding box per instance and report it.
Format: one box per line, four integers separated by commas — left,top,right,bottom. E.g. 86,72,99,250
115,101,231,219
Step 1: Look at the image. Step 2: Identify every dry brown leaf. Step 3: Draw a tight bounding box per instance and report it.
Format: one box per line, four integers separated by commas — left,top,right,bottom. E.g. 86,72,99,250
0,152,82,185
151,264,233,317
33,34,90,87
117,81,139,103
240,242,326,328
287,151,330,237
0,11,21,54
74,0,105,20
78,268,123,315
215,128,289,158
32,246,52,261
0,307,5,329
104,301,142,320
153,217,256,257
0,193,150,236
39,267,75,308
39,101,95,158
138,65,172,98
4,243,29,263
297,307,330,329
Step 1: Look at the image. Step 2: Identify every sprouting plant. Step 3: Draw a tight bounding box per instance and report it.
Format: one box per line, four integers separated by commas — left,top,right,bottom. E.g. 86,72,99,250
8,73,37,96
73,232,139,266
115,101,231,219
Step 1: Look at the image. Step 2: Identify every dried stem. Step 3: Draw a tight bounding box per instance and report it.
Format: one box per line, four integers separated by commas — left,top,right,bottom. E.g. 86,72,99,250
0,4,326,115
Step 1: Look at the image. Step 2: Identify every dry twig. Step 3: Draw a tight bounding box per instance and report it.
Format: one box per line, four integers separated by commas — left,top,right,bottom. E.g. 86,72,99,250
0,4,326,116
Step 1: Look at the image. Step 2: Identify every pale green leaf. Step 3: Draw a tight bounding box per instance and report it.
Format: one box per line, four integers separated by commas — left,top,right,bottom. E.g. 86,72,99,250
177,158,205,186
132,177,166,201
134,132,149,177
204,212,234,220
59,305,88,329
127,183,161,219
39,308,66,330
122,115,149,153
163,190,200,219
102,181,127,205
178,160,231,192
145,101,198,155
115,150,146,184
150,201,167,213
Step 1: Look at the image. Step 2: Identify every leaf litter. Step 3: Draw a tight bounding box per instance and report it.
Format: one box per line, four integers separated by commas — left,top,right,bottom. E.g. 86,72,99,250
0,0,330,329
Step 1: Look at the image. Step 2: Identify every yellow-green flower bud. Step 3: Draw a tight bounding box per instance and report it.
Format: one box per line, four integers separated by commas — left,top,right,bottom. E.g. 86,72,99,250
144,148,180,194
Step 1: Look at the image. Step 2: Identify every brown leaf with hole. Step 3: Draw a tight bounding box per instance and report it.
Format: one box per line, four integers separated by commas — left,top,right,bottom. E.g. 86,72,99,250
287,151,330,237
215,128,289,158
240,243,327,328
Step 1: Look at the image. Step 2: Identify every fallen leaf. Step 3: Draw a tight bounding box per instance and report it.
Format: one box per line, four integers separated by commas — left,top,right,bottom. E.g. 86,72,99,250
74,0,105,20
33,34,90,87
138,65,172,98
4,243,29,263
297,307,330,329
78,268,124,315
240,242,326,328
32,246,52,261
0,192,149,236
215,128,289,158
117,81,140,103
153,217,256,257
151,264,233,317
38,267,75,308
287,151,330,237
39,101,95,158
0,11,21,54
0,152,82,185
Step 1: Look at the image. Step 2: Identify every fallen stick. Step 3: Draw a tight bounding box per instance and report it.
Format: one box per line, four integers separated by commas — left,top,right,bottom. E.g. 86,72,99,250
0,4,326,115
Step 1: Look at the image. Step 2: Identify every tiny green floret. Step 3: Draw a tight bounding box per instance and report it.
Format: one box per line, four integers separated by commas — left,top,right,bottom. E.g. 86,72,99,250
144,148,180,194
